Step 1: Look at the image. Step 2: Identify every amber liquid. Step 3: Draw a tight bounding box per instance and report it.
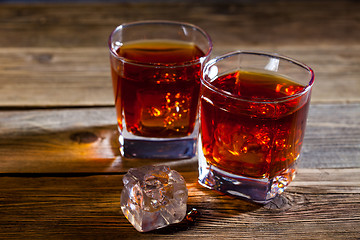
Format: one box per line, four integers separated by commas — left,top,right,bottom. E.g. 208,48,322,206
111,40,205,138
201,70,310,179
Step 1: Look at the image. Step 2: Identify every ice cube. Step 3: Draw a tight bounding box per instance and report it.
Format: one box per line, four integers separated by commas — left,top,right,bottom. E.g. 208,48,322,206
120,165,188,232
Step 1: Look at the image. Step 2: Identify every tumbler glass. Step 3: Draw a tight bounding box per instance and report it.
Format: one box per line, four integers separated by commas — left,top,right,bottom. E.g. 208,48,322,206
108,21,212,159
198,51,314,203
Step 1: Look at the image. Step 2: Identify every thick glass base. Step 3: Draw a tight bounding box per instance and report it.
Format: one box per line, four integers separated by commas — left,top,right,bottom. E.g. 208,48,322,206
120,135,197,159
198,147,297,204
118,120,198,159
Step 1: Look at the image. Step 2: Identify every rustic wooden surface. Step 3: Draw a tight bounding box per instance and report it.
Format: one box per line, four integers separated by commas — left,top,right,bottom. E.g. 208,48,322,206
0,1,359,239
1,169,359,239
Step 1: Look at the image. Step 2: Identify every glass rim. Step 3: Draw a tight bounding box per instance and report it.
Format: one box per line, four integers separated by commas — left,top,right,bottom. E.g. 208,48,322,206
201,50,315,104
108,20,213,68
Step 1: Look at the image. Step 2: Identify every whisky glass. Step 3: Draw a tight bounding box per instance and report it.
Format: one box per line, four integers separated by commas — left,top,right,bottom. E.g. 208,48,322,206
109,21,212,159
198,51,314,203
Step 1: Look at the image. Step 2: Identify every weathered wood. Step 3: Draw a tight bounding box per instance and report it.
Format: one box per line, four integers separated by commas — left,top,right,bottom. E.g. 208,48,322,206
303,103,360,168
0,169,359,239
0,1,358,47
0,103,359,173
0,48,113,107
0,0,359,107
0,45,359,107
0,1,359,238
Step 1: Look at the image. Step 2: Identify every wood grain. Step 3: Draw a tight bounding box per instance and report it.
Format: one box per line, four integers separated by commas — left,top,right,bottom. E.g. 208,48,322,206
0,0,359,107
0,103,359,173
0,45,359,107
0,1,358,47
0,1,359,239
0,48,112,107
0,169,359,239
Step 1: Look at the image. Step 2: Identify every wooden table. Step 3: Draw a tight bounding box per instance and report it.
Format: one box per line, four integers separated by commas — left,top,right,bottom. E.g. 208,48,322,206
0,1,359,239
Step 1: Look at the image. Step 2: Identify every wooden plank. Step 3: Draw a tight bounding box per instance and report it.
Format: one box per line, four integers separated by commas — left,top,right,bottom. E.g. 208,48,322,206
0,103,359,173
0,48,113,107
0,107,198,173
302,103,360,168
0,1,358,47
0,168,359,239
0,0,359,107
0,45,359,107
0,2,358,239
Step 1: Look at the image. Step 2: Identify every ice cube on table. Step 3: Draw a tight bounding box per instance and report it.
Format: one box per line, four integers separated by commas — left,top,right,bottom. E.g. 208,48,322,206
120,165,188,232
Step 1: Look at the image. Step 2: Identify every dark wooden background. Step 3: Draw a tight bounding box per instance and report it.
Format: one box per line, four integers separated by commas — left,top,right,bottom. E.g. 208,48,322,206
0,1,359,239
